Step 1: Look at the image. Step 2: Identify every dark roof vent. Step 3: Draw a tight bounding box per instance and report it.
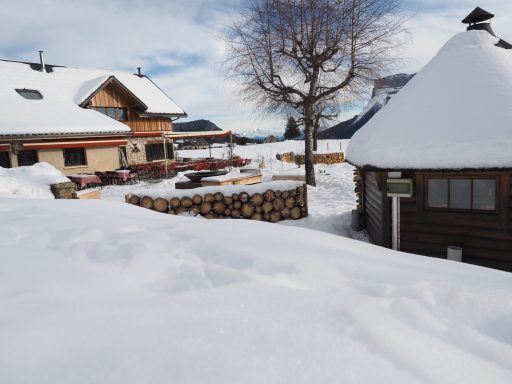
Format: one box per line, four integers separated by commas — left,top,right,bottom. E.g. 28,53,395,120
462,7,511,50
462,7,494,24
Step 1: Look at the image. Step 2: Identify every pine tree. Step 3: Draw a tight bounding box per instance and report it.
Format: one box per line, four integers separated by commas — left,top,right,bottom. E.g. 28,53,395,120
284,116,301,140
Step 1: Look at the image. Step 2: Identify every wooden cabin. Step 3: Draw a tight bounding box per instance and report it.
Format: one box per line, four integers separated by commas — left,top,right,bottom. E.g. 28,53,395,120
346,8,512,272
0,58,186,175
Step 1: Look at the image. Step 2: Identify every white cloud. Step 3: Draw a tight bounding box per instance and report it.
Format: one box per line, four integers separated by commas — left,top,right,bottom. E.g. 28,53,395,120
1,0,511,133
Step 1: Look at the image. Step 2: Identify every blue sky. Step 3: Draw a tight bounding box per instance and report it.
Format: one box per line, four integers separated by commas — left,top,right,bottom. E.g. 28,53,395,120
1,0,511,134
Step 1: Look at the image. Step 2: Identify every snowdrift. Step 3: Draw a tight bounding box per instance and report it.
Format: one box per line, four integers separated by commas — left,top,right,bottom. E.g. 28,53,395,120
1,198,512,383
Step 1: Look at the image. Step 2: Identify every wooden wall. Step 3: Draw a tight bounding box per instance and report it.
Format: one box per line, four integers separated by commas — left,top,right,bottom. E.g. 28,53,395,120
363,171,390,247
362,170,512,272
87,82,172,133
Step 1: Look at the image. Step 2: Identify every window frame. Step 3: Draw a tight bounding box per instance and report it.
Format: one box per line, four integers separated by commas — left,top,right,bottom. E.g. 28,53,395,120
145,142,174,162
16,150,38,166
15,88,43,100
425,175,498,214
91,106,128,121
63,147,87,167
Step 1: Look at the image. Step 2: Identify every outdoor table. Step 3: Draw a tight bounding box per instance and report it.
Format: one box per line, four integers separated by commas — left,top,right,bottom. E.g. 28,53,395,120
115,169,131,182
69,174,103,190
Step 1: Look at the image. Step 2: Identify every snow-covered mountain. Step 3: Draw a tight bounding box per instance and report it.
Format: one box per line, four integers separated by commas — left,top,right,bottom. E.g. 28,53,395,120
235,127,285,141
319,73,414,139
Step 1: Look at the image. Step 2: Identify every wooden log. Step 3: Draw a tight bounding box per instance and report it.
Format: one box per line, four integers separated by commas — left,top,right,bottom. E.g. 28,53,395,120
224,208,231,216
275,190,282,197
241,203,255,218
289,189,297,197
290,207,301,220
281,207,290,219
192,194,202,205
205,213,215,219
285,197,295,209
191,206,200,216
214,192,224,202
255,206,262,213
227,204,233,210
224,196,233,205
204,193,214,203
263,213,270,221
262,201,273,214
231,193,239,201
295,195,305,206
239,192,249,203
282,191,289,199
233,201,242,209
200,201,212,215
176,207,188,214
128,195,140,205
250,193,264,206
169,209,177,215
213,201,226,214
297,186,304,195
251,212,263,221
270,210,281,223
231,209,241,218
170,197,181,209
140,196,154,209
273,197,285,211
154,197,168,212
263,190,275,202
181,196,193,208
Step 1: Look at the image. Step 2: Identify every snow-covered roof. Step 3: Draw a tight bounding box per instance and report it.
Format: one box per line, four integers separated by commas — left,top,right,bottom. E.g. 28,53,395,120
346,30,512,170
0,59,186,137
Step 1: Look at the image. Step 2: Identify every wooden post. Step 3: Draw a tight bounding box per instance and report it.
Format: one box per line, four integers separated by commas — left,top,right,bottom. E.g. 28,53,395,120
162,133,168,178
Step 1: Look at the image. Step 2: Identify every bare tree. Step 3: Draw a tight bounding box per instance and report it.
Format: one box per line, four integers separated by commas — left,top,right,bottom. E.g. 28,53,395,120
224,0,405,186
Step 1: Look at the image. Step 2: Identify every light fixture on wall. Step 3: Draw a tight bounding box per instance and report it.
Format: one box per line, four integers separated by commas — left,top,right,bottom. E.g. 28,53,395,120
131,142,140,153
10,141,23,155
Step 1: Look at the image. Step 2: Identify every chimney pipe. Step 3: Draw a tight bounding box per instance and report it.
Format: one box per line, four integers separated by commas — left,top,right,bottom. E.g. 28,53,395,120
137,67,142,77
38,50,46,74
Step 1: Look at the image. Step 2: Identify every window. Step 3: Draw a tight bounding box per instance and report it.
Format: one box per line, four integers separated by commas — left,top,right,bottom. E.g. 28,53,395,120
0,151,11,168
64,148,87,167
15,88,43,100
145,143,174,162
427,177,496,211
92,106,127,121
17,150,38,166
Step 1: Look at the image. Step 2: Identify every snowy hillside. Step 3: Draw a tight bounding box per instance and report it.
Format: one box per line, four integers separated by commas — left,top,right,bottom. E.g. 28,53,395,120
319,73,414,139
1,197,512,383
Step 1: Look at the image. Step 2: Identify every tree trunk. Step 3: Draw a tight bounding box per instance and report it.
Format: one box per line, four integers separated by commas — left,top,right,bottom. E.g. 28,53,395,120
303,101,316,186
313,123,319,152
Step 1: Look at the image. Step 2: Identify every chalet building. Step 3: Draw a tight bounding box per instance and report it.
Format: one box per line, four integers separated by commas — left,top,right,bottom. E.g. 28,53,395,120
0,54,186,175
346,8,512,272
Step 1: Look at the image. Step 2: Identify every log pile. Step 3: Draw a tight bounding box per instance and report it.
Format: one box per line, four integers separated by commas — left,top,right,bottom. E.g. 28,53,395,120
126,184,308,222
294,152,345,165
353,169,363,212
277,152,345,165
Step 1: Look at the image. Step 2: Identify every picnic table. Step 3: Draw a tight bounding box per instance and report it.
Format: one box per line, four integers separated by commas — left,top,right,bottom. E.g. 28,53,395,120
68,174,103,190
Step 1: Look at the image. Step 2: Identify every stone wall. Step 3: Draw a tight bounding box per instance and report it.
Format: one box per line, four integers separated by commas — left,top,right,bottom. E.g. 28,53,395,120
126,137,171,165
51,182,77,199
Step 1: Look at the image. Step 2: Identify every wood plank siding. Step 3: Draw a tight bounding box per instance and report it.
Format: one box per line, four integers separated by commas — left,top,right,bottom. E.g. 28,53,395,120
362,170,512,272
87,83,172,133
363,171,390,247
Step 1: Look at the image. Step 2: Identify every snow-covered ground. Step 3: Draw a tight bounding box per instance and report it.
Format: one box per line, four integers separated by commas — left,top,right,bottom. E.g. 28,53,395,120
2,141,512,383
103,140,362,238
2,196,512,383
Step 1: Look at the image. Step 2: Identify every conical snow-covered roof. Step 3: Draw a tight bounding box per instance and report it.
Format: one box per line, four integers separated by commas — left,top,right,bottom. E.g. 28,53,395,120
346,30,512,170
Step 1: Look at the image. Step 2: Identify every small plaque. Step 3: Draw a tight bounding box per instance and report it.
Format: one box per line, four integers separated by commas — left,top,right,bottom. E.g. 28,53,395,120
386,179,413,198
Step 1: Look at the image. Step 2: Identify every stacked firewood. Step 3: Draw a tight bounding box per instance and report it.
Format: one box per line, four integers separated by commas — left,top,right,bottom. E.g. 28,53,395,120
353,169,363,212
126,185,308,222
277,152,345,165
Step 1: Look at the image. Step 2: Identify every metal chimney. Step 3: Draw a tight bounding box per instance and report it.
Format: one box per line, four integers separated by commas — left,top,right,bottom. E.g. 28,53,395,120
137,67,142,77
38,50,46,74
